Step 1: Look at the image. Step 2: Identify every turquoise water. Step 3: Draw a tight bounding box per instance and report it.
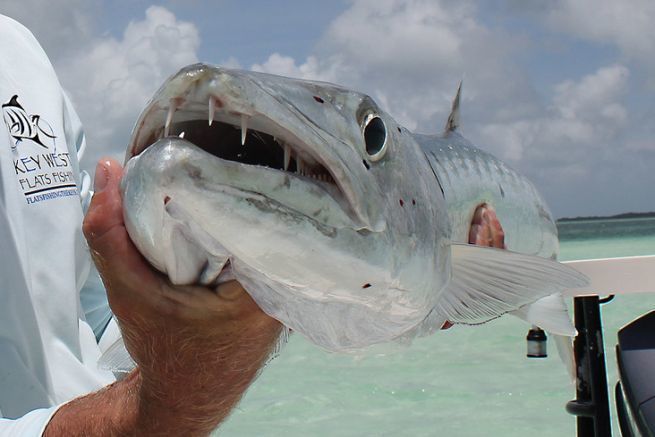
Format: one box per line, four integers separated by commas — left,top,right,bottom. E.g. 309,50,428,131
218,218,655,436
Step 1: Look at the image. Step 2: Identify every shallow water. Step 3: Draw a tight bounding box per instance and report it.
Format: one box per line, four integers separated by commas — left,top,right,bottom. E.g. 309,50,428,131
218,218,655,436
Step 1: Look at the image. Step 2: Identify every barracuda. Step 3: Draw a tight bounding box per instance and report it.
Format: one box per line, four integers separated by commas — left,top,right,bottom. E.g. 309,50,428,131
119,63,588,352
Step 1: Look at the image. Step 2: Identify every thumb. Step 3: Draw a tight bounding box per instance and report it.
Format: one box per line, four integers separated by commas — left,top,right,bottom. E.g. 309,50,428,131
83,159,161,305
83,158,124,243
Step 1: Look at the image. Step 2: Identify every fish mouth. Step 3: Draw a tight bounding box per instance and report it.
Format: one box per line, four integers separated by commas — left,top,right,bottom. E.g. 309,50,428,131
134,116,336,185
128,67,368,228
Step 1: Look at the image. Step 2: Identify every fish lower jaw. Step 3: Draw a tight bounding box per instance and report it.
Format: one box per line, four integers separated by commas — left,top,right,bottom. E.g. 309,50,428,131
199,173,369,232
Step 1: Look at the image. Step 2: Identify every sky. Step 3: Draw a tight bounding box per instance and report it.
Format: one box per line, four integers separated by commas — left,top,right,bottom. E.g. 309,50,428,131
1,0,653,218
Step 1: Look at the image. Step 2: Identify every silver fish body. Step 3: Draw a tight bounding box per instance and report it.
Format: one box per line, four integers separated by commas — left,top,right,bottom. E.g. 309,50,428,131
121,64,586,351
418,132,559,258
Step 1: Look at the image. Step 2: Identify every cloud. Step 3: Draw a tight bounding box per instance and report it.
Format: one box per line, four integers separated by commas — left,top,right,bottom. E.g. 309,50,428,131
543,0,655,78
321,0,469,73
55,6,200,168
476,64,635,215
0,0,100,59
251,0,529,133
553,64,628,127
479,64,629,163
247,0,649,216
252,54,325,81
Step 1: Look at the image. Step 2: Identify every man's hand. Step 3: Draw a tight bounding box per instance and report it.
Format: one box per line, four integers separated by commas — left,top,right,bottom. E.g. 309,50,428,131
45,159,281,436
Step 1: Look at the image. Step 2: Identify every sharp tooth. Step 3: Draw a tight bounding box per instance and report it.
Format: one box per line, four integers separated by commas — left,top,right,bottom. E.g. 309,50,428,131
284,144,291,171
178,131,185,139
208,98,215,126
240,114,248,145
297,157,304,174
164,104,175,137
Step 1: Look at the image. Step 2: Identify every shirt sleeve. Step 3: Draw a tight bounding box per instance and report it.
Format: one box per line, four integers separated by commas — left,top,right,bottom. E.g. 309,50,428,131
61,83,114,340
0,406,59,436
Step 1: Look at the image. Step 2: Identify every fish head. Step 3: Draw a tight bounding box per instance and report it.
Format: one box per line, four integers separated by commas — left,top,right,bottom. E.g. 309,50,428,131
123,63,450,349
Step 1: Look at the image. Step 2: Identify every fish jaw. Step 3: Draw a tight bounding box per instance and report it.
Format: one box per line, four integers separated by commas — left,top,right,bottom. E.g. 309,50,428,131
123,138,400,292
126,63,385,232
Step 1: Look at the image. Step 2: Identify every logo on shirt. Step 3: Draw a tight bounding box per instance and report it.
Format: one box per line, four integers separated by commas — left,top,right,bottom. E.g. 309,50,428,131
2,95,57,151
2,94,77,205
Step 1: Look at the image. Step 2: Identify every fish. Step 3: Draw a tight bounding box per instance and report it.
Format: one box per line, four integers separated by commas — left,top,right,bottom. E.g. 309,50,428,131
118,63,588,353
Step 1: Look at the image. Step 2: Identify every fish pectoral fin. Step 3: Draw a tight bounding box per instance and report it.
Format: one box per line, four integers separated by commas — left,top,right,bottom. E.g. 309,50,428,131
164,218,211,285
163,201,231,286
437,244,588,329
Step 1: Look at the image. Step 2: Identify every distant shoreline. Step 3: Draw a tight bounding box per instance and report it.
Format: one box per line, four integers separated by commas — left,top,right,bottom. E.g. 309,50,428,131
557,211,655,222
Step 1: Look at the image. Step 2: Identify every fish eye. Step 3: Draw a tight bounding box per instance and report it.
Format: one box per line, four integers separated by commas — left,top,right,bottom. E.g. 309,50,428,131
363,114,387,160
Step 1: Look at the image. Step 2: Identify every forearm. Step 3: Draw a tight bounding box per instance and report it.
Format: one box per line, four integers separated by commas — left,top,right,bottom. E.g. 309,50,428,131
134,323,278,436
44,321,281,436
44,370,233,436
43,370,140,436
43,366,246,437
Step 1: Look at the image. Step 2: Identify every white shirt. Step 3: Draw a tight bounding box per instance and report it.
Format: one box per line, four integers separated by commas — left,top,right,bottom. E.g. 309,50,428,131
0,15,116,435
